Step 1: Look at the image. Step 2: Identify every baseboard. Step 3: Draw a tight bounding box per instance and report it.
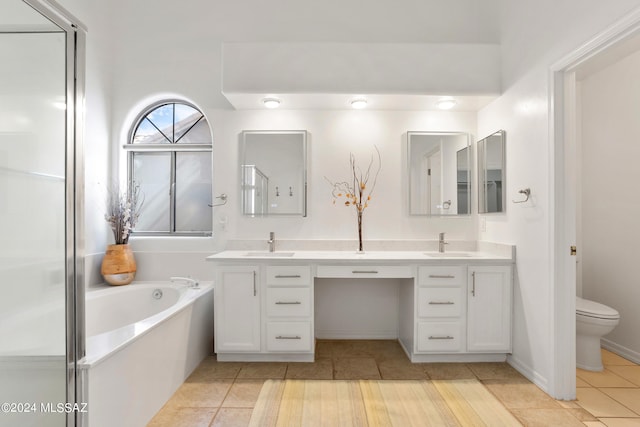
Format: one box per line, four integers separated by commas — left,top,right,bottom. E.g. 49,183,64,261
315,331,398,340
216,353,315,362
507,354,550,394
602,338,640,364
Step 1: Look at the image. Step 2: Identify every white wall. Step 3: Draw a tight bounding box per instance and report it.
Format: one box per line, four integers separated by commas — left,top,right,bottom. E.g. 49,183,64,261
209,109,477,246
579,48,640,362
478,0,640,395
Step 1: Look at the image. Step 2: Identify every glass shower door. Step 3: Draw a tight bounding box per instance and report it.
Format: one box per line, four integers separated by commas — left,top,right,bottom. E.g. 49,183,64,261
0,2,75,426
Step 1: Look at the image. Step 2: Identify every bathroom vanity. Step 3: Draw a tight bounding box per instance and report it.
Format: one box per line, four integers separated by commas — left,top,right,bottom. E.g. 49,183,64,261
207,249,514,363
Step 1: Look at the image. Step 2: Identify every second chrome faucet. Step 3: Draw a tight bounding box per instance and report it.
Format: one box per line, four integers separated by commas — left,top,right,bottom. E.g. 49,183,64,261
438,232,448,253
268,231,276,252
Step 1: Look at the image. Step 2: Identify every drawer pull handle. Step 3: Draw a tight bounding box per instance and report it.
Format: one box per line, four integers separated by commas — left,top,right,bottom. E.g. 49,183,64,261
253,271,257,296
352,270,378,274
428,274,456,279
275,274,302,278
471,271,476,297
428,335,455,340
275,301,302,305
428,301,455,305
276,335,302,340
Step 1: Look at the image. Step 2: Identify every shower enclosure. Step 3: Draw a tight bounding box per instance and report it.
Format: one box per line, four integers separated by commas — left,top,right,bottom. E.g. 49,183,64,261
0,1,85,426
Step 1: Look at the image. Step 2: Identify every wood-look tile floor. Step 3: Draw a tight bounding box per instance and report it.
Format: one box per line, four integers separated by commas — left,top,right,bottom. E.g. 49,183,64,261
147,342,640,426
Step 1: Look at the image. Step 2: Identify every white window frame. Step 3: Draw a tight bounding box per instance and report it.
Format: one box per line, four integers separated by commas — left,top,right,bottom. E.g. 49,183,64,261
124,100,213,237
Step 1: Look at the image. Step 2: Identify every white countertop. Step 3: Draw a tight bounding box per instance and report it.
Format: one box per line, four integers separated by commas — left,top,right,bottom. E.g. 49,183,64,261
206,250,514,262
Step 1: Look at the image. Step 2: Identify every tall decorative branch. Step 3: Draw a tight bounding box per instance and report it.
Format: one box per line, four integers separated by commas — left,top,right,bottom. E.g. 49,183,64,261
325,146,381,252
104,183,144,245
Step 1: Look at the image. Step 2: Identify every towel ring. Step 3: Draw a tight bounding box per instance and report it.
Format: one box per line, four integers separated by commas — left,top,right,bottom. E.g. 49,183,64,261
209,193,228,207
512,188,530,204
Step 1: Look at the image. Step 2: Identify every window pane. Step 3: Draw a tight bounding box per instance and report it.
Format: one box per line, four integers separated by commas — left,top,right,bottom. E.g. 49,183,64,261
174,104,202,143
176,118,212,144
132,152,171,232
146,104,175,142
133,117,171,144
175,152,212,232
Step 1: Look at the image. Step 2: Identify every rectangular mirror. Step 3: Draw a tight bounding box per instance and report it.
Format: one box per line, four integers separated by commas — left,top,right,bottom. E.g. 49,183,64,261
408,131,470,216
477,130,506,213
240,130,307,216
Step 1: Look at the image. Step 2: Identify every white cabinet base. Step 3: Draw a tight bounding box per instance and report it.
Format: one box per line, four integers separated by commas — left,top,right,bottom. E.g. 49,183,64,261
409,353,508,363
216,353,315,362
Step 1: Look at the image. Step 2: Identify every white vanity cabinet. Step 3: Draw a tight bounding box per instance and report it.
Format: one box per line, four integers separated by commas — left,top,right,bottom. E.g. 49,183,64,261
214,265,261,353
208,250,514,363
416,266,467,353
467,265,513,353
414,264,513,358
264,265,314,354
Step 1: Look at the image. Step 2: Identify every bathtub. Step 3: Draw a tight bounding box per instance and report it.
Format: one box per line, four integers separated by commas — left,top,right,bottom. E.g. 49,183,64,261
79,281,214,427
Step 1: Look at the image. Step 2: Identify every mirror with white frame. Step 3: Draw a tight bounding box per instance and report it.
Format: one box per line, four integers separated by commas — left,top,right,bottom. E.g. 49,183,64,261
477,130,506,214
408,131,471,216
240,130,307,216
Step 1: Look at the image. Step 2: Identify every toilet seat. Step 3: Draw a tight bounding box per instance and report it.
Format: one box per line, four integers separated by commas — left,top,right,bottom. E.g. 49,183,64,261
576,297,620,320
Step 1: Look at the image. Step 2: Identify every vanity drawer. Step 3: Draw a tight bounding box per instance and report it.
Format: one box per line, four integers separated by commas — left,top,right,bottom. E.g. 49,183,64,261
266,266,312,286
266,322,313,352
417,322,463,352
417,287,463,318
266,288,312,318
316,265,413,278
418,266,466,286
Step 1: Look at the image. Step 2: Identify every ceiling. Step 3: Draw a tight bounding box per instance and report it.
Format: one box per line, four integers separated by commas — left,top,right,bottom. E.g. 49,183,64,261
114,0,502,44
0,1,60,32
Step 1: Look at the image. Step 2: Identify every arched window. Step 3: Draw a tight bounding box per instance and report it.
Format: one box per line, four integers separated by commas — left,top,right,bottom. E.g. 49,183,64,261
125,101,212,236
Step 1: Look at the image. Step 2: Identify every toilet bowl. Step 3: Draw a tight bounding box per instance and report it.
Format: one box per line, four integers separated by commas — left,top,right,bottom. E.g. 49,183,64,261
576,296,620,371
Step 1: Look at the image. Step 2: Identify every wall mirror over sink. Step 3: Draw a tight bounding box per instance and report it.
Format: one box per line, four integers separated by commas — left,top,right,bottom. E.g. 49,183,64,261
477,130,506,214
407,131,470,216
240,130,307,216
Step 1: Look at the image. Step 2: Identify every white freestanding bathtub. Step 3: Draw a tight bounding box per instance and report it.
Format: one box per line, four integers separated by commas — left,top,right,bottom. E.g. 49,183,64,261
79,282,214,427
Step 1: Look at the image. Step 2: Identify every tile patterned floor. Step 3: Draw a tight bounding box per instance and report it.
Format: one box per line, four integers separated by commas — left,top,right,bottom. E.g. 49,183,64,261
147,342,640,426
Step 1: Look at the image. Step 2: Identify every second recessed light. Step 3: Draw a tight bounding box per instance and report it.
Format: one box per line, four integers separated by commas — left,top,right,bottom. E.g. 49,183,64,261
263,98,281,109
350,99,368,109
436,97,457,110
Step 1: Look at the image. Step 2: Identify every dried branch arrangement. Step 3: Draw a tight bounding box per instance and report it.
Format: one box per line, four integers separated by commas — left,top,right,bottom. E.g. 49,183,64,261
325,146,381,252
104,183,143,245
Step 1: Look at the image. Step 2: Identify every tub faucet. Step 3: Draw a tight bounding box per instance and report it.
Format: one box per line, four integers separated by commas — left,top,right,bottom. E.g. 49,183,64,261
268,231,276,252
170,276,199,288
438,232,448,253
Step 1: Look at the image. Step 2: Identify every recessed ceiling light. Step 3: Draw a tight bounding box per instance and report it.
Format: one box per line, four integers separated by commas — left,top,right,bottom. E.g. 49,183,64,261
262,98,281,109
350,98,368,109
436,97,457,110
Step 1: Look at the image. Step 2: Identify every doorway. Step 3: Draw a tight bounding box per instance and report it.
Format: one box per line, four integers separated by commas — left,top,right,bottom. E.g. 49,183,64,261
551,8,640,400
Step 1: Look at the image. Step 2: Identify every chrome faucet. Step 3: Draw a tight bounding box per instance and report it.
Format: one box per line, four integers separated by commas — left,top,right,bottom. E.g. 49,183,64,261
438,232,448,253
268,231,276,252
170,276,199,288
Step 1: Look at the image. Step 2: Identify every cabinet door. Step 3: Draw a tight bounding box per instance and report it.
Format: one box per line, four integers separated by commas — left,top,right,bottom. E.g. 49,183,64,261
215,266,261,352
467,266,512,352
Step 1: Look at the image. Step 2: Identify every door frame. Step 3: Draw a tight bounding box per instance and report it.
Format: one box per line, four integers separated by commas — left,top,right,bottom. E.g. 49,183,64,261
550,7,640,399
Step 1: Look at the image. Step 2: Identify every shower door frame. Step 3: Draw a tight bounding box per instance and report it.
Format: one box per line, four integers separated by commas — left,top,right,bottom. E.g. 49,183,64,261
22,1,86,425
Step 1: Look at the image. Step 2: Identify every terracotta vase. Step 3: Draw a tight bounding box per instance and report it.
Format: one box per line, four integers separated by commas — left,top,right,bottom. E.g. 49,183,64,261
101,244,136,285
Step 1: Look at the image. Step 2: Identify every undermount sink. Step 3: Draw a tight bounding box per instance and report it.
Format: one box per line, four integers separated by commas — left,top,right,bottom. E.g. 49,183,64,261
424,251,473,258
244,251,295,257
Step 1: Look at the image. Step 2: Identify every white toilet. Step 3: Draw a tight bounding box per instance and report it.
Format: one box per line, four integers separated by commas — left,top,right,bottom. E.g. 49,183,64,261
576,296,620,371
